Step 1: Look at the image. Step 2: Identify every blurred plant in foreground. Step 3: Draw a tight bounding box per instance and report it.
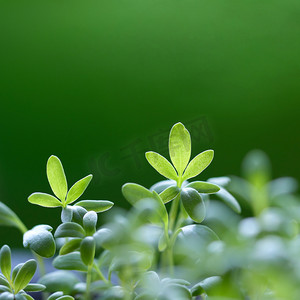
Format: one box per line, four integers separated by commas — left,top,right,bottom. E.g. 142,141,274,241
0,123,299,300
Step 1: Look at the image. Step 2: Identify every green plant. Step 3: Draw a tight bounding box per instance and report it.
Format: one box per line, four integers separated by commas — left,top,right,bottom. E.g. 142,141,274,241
0,122,299,300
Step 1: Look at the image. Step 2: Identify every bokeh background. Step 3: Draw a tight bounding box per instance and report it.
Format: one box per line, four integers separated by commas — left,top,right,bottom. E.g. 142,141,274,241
0,0,299,247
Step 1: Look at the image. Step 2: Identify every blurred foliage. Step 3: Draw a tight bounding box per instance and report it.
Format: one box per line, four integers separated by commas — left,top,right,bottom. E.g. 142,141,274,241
0,0,300,247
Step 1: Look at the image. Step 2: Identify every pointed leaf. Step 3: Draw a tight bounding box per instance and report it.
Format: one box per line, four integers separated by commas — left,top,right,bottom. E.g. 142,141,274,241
28,193,62,208
122,183,154,206
75,200,113,213
0,245,11,280
159,186,180,204
59,238,82,255
14,259,37,293
12,264,24,282
186,181,220,194
80,237,96,266
145,152,177,180
183,150,214,181
52,252,87,272
54,222,85,238
65,175,92,205
23,225,56,258
181,188,206,223
47,155,68,202
213,187,241,213
169,123,191,176
20,294,34,300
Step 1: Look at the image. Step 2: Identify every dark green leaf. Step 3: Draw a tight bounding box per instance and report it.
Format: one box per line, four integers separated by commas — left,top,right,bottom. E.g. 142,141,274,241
159,186,180,204
65,175,93,205
54,222,85,238
13,259,37,293
169,123,191,176
47,155,68,202
28,193,62,208
181,188,206,223
23,225,56,258
59,238,82,255
52,252,87,272
0,285,11,293
80,237,96,266
145,152,178,180
0,245,11,280
71,206,88,226
0,274,10,287
183,150,214,181
75,200,114,213
24,283,46,292
38,271,80,294
186,181,220,194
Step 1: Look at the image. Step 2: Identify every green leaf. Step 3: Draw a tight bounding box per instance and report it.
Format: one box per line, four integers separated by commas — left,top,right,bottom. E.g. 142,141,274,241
57,297,74,300
0,245,11,280
71,206,88,226
186,181,220,194
80,237,96,266
169,123,191,176
0,274,10,287
0,285,11,293
191,276,222,296
183,150,214,181
83,211,97,236
47,292,64,300
181,188,206,223
24,283,46,292
59,238,82,255
28,193,62,208
152,191,168,225
213,187,241,213
47,155,68,202
12,264,24,282
0,292,14,300
13,259,37,293
20,293,34,300
14,294,27,300
52,252,88,272
150,180,176,194
65,175,93,205
23,225,56,258
0,202,24,229
159,186,180,204
145,152,178,180
54,222,85,238
75,200,114,213
158,232,168,251
61,206,73,223
122,183,154,206
38,271,79,294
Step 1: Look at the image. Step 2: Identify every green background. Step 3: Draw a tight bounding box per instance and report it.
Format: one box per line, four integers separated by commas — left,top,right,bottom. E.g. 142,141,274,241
0,0,299,247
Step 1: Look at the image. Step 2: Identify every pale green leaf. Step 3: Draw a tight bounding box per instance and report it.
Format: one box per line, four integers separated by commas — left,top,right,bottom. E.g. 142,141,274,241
65,175,92,205
213,187,241,213
169,123,191,176
13,259,37,293
83,211,97,236
28,193,62,208
186,181,220,194
75,200,113,213
122,183,154,206
183,150,214,181
24,283,46,292
159,186,180,204
59,238,82,255
0,245,11,280
47,155,68,202
145,152,177,180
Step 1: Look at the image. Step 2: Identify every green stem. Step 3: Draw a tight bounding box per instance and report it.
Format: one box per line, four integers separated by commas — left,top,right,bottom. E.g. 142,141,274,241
85,265,93,300
93,263,108,284
169,196,180,232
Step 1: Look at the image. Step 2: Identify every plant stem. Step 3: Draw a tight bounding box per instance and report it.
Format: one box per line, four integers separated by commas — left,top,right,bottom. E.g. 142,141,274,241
169,195,180,232
85,265,93,300
93,263,109,284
